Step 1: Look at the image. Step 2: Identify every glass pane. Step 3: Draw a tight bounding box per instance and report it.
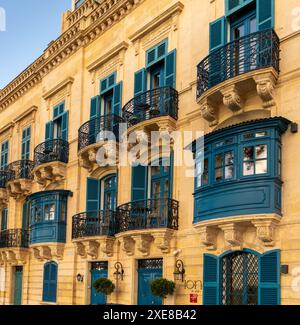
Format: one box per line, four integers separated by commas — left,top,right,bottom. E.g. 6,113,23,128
152,181,161,200
256,145,267,159
225,165,234,179
202,158,209,186
45,204,55,221
215,168,223,182
151,166,160,176
244,147,254,161
225,151,234,166
250,17,257,33
243,162,254,176
215,154,223,168
256,160,267,174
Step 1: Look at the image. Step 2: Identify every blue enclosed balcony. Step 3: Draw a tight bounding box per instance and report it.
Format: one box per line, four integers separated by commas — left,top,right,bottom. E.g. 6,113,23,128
29,190,71,245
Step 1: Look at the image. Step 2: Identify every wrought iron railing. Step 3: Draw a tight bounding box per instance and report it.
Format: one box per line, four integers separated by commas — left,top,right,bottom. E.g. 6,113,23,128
123,86,179,128
0,229,29,248
116,198,179,233
0,170,8,188
34,139,69,167
6,160,34,182
197,29,280,98
72,210,116,239
78,114,124,152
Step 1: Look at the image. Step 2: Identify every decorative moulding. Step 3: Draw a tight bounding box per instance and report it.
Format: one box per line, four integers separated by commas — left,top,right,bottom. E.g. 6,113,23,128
42,77,74,100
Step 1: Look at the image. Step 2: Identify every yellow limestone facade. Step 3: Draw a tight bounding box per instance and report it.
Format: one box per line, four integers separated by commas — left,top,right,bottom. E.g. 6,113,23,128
0,0,299,305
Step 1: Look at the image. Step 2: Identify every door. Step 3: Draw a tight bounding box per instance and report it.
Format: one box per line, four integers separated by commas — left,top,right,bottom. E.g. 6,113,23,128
231,12,257,75
138,259,163,305
90,262,108,305
149,63,165,117
102,175,117,211
14,266,23,305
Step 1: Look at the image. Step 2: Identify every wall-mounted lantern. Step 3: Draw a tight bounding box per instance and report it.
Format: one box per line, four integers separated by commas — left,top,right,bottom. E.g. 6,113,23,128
76,273,84,282
113,262,124,281
173,259,185,282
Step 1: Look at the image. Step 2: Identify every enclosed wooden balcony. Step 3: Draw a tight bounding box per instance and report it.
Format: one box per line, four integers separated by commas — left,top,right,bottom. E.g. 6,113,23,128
78,114,124,172
33,139,69,186
6,160,34,198
196,29,280,126
72,210,116,259
115,198,179,256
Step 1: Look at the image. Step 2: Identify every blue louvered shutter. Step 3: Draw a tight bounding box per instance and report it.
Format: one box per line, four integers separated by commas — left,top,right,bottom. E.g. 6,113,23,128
113,82,122,116
61,111,69,141
1,208,7,231
209,17,227,52
134,69,147,97
203,254,219,305
1,140,9,170
257,0,274,31
259,250,280,305
164,49,176,88
131,165,148,202
22,201,30,230
45,121,54,142
21,126,31,160
86,178,100,212
90,95,101,119
43,262,57,303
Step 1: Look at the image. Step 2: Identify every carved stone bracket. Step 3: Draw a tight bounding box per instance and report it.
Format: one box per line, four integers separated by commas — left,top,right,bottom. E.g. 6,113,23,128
253,74,277,108
7,179,32,199
34,162,67,187
0,188,8,206
219,223,244,249
120,236,135,256
75,242,86,258
31,244,64,261
198,226,218,251
133,234,153,256
100,237,115,257
86,241,100,260
221,85,244,112
252,219,279,247
199,98,218,126
153,229,174,254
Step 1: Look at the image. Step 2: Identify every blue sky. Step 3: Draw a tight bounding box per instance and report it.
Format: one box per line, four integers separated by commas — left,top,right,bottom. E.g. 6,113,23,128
0,0,71,89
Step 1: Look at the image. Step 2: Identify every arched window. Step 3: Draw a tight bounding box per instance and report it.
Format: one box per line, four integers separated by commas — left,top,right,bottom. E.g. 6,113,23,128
42,261,58,303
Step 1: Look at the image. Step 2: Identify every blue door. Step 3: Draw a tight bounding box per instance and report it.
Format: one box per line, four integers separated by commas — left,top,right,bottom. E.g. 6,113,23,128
90,262,108,305
14,266,23,305
138,259,163,305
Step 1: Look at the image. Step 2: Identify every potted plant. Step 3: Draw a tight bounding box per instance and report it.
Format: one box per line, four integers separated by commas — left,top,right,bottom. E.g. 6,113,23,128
93,278,115,299
150,278,176,299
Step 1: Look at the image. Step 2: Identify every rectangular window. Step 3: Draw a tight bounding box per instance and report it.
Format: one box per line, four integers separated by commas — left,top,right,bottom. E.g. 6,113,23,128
0,140,9,170
44,204,55,221
214,151,234,182
21,125,31,160
243,144,268,176
195,152,209,188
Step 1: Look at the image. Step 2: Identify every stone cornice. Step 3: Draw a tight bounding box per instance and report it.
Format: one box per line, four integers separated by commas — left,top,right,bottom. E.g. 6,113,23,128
0,0,144,111
42,77,75,100
13,105,38,124
87,41,129,72
0,122,14,138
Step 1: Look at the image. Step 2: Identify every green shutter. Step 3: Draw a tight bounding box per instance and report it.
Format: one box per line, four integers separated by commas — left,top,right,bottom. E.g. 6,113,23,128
53,102,64,119
203,254,219,305
113,82,122,116
131,165,148,202
43,262,57,303
61,111,69,141
134,69,147,97
22,201,30,230
100,72,116,94
86,178,100,212
21,126,31,160
45,121,54,142
0,140,9,170
90,95,101,119
257,0,274,31
259,250,280,305
1,208,7,231
164,49,176,88
209,16,227,52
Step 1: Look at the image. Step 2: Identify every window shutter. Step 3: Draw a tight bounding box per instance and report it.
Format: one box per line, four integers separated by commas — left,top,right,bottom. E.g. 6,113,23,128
22,201,30,230
257,0,274,31
164,49,177,88
86,178,100,212
61,111,69,141
209,16,227,52
90,95,101,119
0,141,9,170
43,262,57,303
1,208,7,231
45,121,54,142
131,165,148,202
147,48,156,67
21,126,31,160
259,250,280,305
134,69,147,97
113,82,122,116
203,254,219,305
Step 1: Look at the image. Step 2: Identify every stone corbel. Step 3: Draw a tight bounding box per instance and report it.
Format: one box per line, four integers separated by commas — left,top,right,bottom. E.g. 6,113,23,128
52,164,67,182
40,167,53,181
120,236,135,256
133,234,153,256
219,223,244,249
100,237,115,257
199,98,218,126
0,188,8,206
5,251,16,264
198,226,218,251
86,241,100,260
79,155,93,172
32,246,52,261
153,230,174,254
252,219,279,247
75,242,86,258
221,85,244,112
253,74,277,108
157,118,177,133
88,148,97,164
19,180,32,196
52,245,64,260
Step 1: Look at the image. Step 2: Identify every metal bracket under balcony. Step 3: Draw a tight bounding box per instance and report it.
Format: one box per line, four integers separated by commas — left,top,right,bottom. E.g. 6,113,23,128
0,229,29,265
123,87,178,138
33,139,69,187
196,29,280,126
115,198,179,256
78,114,124,172
0,170,8,206
72,210,116,259
6,160,34,198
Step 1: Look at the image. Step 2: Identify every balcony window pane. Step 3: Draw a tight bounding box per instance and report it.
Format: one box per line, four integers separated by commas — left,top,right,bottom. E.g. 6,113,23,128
202,158,209,186
256,145,267,159
215,154,223,168
215,168,223,182
45,204,55,221
243,162,255,176
244,147,254,161
256,160,267,174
